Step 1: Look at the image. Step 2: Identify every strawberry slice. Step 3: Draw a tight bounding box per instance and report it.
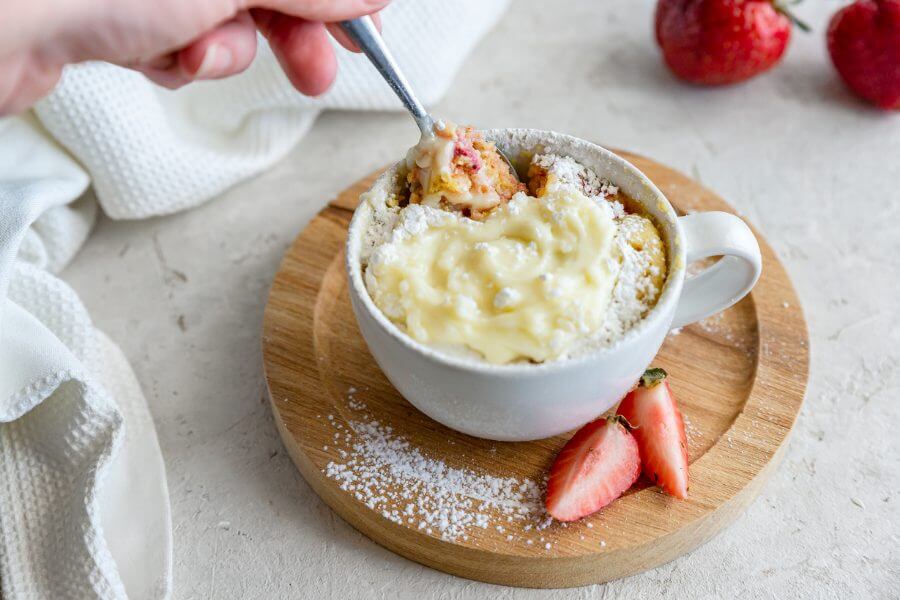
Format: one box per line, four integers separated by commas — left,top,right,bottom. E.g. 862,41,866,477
617,368,689,499
545,416,641,522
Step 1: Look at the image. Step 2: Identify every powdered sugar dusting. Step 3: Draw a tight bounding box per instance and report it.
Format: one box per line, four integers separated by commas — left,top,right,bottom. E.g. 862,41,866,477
533,153,619,200
526,153,665,355
323,398,553,543
577,215,665,354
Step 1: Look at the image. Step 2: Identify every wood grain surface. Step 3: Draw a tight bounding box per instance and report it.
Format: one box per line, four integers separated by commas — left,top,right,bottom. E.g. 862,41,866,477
261,150,809,588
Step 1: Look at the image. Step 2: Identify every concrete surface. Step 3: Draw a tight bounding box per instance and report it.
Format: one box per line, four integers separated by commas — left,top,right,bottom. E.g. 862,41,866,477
62,0,899,598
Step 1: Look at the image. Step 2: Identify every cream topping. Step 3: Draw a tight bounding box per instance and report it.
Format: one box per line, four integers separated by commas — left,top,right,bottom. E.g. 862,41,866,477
365,187,620,364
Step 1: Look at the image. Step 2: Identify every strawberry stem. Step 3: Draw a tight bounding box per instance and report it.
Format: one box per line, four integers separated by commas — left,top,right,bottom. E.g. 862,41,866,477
611,414,636,431
773,0,811,33
640,368,667,388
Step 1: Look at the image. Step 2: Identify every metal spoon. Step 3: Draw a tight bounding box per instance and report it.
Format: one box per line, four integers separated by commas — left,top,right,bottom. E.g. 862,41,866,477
337,16,520,178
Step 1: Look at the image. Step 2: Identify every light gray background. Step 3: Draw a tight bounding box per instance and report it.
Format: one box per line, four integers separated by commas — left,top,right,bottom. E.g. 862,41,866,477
63,0,899,598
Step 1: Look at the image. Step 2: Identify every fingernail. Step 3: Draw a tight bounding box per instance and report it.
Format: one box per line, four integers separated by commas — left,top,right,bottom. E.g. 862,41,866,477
195,44,233,79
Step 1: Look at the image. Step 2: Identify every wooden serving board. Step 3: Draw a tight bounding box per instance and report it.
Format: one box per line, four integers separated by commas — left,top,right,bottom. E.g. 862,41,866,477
261,151,809,588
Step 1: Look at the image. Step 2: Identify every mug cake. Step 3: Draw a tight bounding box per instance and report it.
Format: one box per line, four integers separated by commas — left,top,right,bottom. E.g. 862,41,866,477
359,122,667,365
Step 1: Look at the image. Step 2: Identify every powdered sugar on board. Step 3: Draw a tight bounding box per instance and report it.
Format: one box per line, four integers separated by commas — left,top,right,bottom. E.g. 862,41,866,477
321,389,561,545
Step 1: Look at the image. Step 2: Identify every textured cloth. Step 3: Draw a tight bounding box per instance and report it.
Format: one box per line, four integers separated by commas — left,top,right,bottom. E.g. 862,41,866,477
0,1,508,598
0,117,172,600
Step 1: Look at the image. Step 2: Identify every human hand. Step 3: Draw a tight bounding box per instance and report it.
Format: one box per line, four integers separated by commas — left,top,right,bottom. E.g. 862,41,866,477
0,0,388,114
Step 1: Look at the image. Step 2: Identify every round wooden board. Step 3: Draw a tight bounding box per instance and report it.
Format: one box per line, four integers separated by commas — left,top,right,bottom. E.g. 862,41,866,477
262,150,809,588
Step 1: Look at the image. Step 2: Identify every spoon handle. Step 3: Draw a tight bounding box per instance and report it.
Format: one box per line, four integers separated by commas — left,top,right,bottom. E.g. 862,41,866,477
338,16,434,136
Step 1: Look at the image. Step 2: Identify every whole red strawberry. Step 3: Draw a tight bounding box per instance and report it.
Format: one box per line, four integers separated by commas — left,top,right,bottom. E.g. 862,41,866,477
656,0,801,85
828,0,900,109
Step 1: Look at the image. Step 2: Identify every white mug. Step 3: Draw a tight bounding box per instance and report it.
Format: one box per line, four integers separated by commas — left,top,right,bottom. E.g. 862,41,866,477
345,129,762,441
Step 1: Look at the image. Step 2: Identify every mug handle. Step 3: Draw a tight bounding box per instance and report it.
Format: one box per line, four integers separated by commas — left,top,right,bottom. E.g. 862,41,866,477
671,212,762,329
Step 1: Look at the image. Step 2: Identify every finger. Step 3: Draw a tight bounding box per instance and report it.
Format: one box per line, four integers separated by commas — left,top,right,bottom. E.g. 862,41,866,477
177,11,258,79
249,0,388,23
0,54,61,115
132,54,177,71
135,65,192,89
253,11,337,96
326,12,381,53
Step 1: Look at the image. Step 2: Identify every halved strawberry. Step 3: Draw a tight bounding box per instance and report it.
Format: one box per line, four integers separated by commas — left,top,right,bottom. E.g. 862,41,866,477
545,416,641,522
617,368,689,499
